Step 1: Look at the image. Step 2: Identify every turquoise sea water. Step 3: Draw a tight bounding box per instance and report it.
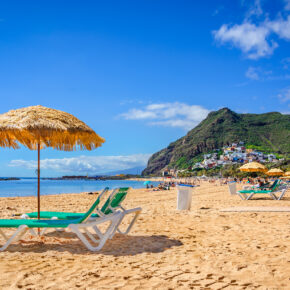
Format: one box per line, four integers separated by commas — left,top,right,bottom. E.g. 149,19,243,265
0,179,159,197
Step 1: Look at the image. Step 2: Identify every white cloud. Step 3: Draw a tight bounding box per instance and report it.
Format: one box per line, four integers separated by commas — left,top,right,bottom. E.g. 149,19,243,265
246,0,263,18
213,22,276,59
8,154,151,175
245,66,273,80
123,109,157,120
120,102,210,130
278,88,290,102
246,66,260,80
149,119,198,129
266,16,290,40
213,6,290,59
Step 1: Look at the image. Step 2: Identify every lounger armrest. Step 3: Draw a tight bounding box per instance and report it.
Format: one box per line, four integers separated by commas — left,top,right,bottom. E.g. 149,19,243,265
70,212,122,229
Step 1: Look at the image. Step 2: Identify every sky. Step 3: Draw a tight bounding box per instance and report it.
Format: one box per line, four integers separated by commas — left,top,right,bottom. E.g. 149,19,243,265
0,0,289,177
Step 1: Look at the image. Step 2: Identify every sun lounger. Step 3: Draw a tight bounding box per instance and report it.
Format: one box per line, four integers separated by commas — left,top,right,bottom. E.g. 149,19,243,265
0,190,122,251
23,187,142,236
238,189,277,200
237,180,283,200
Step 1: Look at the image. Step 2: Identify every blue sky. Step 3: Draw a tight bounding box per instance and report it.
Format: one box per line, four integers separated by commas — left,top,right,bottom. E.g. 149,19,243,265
0,0,289,177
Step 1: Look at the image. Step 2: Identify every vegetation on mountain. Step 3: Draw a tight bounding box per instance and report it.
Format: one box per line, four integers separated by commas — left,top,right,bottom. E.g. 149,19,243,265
142,108,290,176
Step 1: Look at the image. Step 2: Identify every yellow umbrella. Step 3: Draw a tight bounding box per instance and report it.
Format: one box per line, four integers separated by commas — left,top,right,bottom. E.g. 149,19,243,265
281,176,290,179
239,161,267,173
266,168,284,176
0,105,105,219
284,171,290,176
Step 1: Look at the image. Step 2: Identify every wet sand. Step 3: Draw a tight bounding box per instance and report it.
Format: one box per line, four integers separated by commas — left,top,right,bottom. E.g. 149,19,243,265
0,182,289,289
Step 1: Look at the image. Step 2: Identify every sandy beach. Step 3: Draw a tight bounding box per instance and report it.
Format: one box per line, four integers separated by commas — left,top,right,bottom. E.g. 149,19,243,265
0,182,289,289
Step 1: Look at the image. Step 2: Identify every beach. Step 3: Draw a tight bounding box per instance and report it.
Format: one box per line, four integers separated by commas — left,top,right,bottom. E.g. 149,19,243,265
0,182,289,289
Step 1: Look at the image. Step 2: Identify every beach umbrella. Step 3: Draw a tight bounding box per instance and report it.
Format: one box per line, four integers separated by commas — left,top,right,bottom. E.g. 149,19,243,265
266,168,284,176
0,105,105,220
281,171,290,179
143,180,151,186
239,161,267,173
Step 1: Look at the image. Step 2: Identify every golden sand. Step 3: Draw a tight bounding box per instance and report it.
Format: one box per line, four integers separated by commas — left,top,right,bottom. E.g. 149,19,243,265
0,183,289,289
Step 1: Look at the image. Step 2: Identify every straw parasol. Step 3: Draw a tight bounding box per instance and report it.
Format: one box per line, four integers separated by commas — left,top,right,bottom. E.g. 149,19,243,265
239,161,267,173
266,168,284,176
0,105,105,220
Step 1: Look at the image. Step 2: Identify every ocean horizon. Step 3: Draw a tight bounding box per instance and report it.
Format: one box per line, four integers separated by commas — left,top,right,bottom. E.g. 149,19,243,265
0,178,159,198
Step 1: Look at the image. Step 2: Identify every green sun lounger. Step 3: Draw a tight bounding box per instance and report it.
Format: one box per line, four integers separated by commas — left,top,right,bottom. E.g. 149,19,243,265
23,187,141,236
238,180,282,200
0,189,122,251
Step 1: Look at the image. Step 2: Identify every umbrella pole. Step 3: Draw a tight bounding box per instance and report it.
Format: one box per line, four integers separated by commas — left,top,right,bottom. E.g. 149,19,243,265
37,143,40,219
37,143,40,234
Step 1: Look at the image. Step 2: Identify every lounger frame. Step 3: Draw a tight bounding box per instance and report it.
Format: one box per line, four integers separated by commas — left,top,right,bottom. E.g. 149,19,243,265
25,187,142,237
237,188,287,200
0,188,124,251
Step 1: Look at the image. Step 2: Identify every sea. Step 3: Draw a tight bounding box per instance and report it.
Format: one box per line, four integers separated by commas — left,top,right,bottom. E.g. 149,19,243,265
0,178,160,198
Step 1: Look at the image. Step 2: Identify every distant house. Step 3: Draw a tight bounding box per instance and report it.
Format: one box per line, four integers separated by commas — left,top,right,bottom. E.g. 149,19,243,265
162,168,169,176
204,154,211,159
236,146,246,153
169,169,176,176
207,163,216,168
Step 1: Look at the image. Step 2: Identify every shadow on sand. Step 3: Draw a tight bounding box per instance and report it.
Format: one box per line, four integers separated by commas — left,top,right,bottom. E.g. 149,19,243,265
246,196,290,201
4,231,183,255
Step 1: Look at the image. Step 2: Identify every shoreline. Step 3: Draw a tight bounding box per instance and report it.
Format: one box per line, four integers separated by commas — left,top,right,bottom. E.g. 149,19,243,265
0,179,157,198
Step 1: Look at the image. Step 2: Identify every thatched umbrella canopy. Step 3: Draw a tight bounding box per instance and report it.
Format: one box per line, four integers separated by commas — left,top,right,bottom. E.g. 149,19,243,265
0,105,105,221
239,161,267,173
284,171,290,176
266,168,284,176
0,105,105,150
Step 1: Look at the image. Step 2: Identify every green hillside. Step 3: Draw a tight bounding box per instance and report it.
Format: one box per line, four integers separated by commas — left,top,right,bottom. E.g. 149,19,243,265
142,108,290,175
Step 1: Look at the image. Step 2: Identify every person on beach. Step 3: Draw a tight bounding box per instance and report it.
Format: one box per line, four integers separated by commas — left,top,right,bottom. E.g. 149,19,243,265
256,178,264,188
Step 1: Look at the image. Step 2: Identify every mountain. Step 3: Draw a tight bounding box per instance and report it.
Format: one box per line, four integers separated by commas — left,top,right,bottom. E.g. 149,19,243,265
142,108,290,175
